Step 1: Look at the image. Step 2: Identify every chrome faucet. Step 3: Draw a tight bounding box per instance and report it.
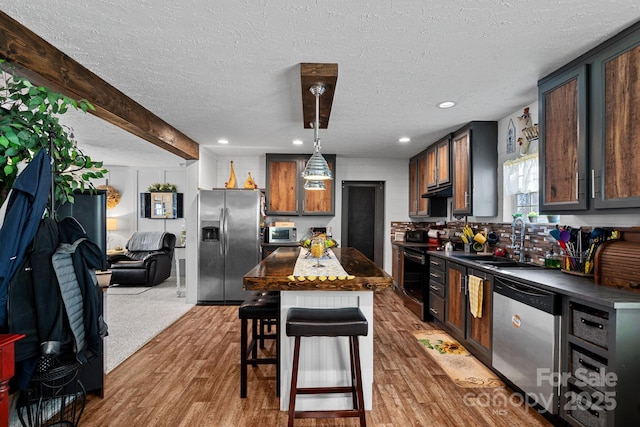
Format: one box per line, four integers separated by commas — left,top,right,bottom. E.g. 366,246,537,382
510,217,526,262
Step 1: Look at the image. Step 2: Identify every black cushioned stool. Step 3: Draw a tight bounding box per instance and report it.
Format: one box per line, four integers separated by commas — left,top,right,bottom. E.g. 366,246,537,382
286,307,368,427
239,291,280,398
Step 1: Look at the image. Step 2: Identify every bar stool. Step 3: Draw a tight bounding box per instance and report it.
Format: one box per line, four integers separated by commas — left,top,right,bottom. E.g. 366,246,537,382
286,307,368,427
239,291,280,398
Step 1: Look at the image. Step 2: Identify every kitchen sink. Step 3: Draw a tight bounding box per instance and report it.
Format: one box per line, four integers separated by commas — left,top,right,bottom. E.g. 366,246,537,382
450,254,544,269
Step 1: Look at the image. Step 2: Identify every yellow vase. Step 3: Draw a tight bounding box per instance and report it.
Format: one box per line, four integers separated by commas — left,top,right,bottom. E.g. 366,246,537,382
225,161,237,188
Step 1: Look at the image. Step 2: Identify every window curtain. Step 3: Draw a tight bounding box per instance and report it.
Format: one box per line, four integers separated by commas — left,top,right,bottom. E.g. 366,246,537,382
503,153,538,195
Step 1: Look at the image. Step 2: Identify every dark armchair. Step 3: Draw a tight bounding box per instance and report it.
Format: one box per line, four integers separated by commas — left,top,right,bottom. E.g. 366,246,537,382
108,231,176,286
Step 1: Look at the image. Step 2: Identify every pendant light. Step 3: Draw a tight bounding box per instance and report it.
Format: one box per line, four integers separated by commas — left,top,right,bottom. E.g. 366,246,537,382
301,84,333,182
303,179,326,191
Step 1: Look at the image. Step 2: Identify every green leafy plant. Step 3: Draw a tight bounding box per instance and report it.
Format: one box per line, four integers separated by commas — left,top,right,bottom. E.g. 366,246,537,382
147,182,177,192
0,60,107,209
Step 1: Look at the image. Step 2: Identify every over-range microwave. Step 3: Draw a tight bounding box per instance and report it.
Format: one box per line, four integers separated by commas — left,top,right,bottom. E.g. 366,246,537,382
265,226,297,243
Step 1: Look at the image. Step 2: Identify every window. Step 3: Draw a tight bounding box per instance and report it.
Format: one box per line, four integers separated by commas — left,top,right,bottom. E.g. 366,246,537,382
503,153,548,222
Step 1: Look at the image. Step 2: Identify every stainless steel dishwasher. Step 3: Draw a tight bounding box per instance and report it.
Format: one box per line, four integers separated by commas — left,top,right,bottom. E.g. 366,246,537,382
492,276,561,414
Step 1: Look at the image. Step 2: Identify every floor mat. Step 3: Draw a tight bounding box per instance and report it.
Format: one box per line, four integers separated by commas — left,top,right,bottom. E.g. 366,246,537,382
413,329,505,388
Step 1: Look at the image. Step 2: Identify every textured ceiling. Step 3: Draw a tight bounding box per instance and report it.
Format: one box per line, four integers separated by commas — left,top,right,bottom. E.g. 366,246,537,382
2,1,640,167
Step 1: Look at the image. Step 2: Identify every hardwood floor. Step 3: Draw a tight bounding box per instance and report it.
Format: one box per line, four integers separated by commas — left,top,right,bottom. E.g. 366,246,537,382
80,289,554,426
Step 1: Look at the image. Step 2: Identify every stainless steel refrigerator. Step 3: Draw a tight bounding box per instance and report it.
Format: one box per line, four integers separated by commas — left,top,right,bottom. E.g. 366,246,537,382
198,189,261,304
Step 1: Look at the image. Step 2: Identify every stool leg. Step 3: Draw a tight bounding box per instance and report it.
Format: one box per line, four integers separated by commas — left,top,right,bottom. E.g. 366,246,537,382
276,316,281,398
251,319,258,363
352,336,367,427
240,318,248,398
287,336,302,427
349,336,358,409
259,319,266,349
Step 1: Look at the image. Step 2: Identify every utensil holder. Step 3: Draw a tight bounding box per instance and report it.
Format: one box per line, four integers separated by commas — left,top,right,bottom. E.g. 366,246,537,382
561,255,594,277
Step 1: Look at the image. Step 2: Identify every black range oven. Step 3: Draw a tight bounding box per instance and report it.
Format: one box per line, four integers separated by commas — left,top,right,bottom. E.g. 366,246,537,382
401,246,435,321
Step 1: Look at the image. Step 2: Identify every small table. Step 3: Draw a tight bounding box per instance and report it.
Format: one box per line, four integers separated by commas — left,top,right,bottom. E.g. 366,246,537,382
174,245,186,296
243,247,392,411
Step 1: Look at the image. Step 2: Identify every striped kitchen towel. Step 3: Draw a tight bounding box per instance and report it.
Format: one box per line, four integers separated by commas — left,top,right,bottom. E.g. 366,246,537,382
468,275,483,318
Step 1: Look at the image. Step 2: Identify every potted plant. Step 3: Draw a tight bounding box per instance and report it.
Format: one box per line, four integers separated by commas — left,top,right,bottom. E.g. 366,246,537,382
527,211,539,223
0,60,107,209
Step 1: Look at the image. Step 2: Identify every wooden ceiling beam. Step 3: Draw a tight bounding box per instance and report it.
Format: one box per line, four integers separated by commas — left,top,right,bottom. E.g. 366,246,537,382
300,63,338,129
0,11,199,160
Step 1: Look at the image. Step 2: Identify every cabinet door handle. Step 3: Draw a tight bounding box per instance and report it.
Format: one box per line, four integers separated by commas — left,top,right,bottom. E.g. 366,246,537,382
430,285,439,292
581,318,604,329
591,169,596,199
464,191,469,207
578,357,600,373
429,307,439,315
576,172,579,200
430,273,439,279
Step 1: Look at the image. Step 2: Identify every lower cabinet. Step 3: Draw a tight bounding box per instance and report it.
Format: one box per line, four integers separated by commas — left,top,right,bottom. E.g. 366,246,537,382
391,244,403,289
560,297,640,427
443,260,493,366
427,255,446,322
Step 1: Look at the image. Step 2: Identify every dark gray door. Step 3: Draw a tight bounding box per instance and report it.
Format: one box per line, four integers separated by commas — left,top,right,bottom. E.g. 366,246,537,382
341,181,384,267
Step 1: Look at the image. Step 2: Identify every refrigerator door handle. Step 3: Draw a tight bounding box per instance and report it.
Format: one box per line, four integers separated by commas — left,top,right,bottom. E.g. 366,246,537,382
224,207,230,255
219,208,225,256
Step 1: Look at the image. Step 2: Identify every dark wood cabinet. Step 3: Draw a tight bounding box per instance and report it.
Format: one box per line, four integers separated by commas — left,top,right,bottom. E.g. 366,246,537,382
427,255,446,322
409,142,448,218
445,261,466,337
539,21,640,213
451,122,498,217
427,135,451,189
391,244,403,288
539,65,589,212
560,297,640,427
590,31,640,209
408,157,419,216
265,153,336,216
464,267,492,364
443,260,492,365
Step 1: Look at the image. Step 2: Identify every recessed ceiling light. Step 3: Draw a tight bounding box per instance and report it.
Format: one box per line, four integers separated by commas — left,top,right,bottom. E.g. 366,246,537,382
218,139,229,144
292,139,303,145
437,101,456,109
398,137,411,143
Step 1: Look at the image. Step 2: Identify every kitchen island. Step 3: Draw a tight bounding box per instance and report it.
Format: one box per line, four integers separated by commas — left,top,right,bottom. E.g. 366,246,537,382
243,247,392,411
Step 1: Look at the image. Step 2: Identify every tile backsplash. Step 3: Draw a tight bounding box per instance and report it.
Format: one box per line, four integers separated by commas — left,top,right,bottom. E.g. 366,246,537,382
391,220,612,266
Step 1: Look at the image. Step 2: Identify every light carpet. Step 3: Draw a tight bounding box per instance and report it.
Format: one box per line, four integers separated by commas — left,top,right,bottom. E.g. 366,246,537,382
413,330,505,388
105,276,194,372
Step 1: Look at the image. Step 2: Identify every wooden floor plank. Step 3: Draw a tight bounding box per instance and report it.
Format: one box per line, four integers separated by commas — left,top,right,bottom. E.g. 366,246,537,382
79,289,554,426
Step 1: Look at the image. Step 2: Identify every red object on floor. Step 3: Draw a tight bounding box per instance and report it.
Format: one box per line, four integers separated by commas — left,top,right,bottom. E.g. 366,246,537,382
0,334,25,425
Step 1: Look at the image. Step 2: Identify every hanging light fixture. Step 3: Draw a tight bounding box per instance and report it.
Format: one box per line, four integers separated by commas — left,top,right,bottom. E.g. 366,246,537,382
301,84,332,182
304,179,326,191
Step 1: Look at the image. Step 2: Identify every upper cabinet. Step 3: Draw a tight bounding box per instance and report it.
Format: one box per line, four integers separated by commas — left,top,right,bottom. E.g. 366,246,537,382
451,121,498,217
539,22,640,213
539,65,589,211
265,153,336,216
427,135,451,189
409,142,447,218
590,31,640,209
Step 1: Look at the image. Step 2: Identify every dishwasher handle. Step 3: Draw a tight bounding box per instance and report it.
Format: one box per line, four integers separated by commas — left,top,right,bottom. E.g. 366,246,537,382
494,277,559,315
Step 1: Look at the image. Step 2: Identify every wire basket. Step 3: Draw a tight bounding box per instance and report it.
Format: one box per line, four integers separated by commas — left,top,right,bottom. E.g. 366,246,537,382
561,255,594,277
522,124,539,143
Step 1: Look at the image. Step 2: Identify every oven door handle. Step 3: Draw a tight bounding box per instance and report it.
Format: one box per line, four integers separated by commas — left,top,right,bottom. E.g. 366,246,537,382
404,251,425,265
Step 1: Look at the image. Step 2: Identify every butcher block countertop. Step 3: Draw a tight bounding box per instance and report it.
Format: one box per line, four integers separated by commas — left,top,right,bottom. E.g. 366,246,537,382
243,247,393,292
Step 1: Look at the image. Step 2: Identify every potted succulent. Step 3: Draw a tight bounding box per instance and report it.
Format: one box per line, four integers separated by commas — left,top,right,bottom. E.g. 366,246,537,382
147,183,177,192
0,60,107,209
527,211,539,223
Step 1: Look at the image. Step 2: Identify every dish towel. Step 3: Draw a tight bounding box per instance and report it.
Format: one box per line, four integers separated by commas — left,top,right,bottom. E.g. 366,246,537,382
468,275,484,318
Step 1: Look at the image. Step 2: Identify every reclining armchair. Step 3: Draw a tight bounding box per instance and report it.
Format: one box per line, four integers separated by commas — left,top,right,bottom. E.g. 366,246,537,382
108,231,176,286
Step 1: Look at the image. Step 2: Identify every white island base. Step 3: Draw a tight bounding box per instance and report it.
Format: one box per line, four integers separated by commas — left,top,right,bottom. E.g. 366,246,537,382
279,290,374,412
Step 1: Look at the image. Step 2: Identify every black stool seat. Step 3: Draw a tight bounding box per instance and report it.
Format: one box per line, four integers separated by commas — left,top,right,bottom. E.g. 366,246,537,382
239,292,279,319
286,307,368,427
239,291,280,398
286,307,368,337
